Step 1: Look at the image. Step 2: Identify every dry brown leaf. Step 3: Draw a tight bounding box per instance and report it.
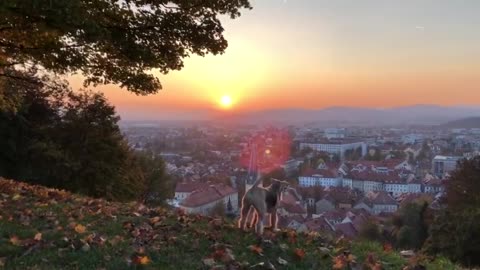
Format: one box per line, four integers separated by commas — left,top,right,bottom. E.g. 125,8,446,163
34,232,42,241
294,248,306,260
74,224,86,234
9,235,21,246
249,245,263,255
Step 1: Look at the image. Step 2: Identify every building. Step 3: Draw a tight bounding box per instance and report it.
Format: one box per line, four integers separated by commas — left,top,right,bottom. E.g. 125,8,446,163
369,191,398,214
324,128,346,139
298,169,341,187
432,155,462,177
315,198,335,214
179,184,238,215
424,179,445,194
174,182,207,201
299,140,367,159
281,158,304,176
354,191,398,215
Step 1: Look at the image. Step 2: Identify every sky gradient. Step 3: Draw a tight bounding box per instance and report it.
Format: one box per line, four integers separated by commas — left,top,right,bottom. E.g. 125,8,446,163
70,0,480,120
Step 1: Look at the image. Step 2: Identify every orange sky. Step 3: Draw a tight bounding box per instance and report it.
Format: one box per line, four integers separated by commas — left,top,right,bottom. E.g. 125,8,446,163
69,0,480,119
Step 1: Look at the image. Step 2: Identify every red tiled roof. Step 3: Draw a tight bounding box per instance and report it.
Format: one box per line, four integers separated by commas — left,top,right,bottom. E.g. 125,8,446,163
304,217,335,232
349,170,404,184
279,201,307,214
321,210,347,221
351,214,368,232
278,214,306,228
301,168,337,178
180,184,236,207
175,182,207,193
335,222,358,238
368,191,398,205
424,179,444,186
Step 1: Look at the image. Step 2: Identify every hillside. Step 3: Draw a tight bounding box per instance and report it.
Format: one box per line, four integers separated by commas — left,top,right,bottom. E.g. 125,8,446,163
0,178,456,270
441,117,480,129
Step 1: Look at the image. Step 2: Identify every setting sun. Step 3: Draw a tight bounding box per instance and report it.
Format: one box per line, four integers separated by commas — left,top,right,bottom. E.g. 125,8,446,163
219,95,233,109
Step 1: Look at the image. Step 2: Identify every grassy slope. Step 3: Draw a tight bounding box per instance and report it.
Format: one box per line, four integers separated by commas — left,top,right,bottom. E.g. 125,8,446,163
0,179,457,270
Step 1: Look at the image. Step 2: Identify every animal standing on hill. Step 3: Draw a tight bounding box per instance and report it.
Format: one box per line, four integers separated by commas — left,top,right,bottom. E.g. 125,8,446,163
238,177,290,235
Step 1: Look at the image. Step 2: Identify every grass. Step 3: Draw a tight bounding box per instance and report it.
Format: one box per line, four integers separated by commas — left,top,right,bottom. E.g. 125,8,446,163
0,178,459,269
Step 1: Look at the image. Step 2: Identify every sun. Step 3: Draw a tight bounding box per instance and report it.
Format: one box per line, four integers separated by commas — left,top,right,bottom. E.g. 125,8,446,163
219,95,233,109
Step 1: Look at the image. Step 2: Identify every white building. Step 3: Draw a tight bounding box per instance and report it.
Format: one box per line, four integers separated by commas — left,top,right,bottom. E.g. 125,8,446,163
384,181,409,197
298,170,341,187
299,140,367,159
402,134,424,144
432,155,462,177
324,128,346,139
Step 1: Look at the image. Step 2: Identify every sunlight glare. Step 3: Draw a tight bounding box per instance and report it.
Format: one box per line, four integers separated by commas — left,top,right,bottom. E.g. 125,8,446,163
220,95,233,109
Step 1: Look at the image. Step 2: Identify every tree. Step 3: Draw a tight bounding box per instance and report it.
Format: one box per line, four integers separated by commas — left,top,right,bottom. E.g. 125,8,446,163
0,0,252,94
135,151,173,206
392,202,429,250
0,70,165,201
209,201,226,217
425,157,480,267
443,156,480,209
359,218,383,242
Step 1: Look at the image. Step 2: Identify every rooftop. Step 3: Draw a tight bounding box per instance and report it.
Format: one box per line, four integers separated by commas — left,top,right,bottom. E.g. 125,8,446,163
180,184,237,208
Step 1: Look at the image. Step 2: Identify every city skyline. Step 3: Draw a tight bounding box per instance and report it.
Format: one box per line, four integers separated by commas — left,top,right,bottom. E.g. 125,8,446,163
70,0,480,120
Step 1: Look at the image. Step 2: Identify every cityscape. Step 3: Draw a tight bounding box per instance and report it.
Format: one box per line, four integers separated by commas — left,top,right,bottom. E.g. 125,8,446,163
1,0,479,268
123,120,480,239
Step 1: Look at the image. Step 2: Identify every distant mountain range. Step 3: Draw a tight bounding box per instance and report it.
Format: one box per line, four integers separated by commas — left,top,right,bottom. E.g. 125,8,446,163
213,105,480,126
441,117,480,129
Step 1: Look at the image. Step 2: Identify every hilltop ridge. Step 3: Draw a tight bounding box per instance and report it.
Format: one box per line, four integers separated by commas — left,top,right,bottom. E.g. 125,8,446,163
0,178,456,269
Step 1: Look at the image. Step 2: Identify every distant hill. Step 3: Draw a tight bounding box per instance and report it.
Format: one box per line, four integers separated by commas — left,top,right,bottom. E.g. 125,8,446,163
441,117,480,128
219,105,480,126
0,178,456,269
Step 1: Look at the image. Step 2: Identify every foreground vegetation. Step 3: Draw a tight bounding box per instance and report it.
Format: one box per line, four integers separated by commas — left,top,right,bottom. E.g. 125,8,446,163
0,179,457,269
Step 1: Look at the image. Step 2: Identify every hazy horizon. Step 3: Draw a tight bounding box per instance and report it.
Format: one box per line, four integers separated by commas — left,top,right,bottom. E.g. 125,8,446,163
70,0,480,121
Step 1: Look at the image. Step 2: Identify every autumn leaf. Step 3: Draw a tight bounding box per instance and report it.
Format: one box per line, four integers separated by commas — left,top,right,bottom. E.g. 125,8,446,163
34,232,42,241
383,243,393,253
149,216,161,225
139,256,150,265
294,248,306,260
249,245,263,255
9,235,21,246
332,255,347,270
74,224,86,234
372,262,383,270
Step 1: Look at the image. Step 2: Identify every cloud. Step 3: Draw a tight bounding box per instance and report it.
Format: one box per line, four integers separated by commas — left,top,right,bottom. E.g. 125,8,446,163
415,26,425,31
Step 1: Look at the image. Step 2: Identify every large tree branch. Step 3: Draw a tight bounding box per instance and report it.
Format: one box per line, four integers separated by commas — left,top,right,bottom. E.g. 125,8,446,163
0,72,40,84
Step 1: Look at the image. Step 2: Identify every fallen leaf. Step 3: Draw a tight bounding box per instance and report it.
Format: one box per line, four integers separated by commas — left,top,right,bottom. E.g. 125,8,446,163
138,256,150,265
277,257,288,265
149,216,161,224
220,248,235,263
74,224,86,234
249,245,263,255
383,243,393,253
202,258,215,267
9,235,21,246
333,255,347,270
81,243,91,252
279,243,289,251
294,248,305,260
34,232,42,241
